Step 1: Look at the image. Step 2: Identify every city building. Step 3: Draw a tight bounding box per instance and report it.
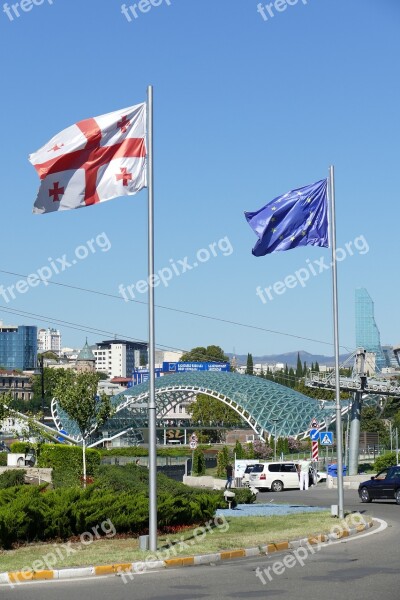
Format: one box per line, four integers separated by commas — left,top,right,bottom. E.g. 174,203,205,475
38,328,61,355
0,321,37,371
355,288,386,371
0,370,33,401
76,340,96,374
93,339,148,379
382,345,399,370
155,349,183,367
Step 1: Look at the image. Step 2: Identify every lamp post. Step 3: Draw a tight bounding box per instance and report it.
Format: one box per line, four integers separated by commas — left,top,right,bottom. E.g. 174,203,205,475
272,419,278,461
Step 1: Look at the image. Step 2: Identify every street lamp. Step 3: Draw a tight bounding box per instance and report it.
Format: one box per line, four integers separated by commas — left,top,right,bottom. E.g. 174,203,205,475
272,419,278,461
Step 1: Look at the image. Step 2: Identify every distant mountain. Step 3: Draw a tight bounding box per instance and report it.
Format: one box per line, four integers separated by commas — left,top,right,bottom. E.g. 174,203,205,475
227,350,351,368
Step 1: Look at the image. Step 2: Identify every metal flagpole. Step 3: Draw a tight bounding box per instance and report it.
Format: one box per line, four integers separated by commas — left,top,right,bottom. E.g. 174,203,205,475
328,165,344,519
147,84,157,551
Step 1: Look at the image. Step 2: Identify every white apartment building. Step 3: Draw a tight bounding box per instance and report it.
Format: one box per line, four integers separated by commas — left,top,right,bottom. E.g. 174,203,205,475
93,339,148,379
38,328,61,355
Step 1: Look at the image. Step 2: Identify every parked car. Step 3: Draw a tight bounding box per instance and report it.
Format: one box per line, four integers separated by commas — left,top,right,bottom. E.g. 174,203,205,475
248,462,299,492
242,464,256,484
358,466,400,504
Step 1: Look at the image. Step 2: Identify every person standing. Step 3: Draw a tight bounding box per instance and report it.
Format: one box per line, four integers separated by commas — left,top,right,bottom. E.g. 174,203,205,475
299,457,311,490
225,464,233,489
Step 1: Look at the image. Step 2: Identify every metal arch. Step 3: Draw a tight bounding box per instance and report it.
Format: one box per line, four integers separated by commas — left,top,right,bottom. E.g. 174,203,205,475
52,372,340,442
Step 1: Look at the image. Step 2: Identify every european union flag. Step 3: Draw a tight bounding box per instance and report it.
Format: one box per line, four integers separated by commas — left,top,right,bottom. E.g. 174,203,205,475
245,178,329,257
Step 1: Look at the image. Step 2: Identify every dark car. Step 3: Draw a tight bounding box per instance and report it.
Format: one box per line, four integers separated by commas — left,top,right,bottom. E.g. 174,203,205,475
358,466,400,504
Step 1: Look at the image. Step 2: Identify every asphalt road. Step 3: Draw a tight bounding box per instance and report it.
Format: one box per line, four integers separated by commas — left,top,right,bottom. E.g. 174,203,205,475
2,485,400,600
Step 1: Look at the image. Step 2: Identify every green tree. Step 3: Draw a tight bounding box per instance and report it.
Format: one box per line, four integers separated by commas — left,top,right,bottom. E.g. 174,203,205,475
296,353,303,378
245,353,254,375
361,406,388,443
187,393,243,438
315,361,320,372
0,393,11,421
192,448,206,476
288,367,295,388
303,361,308,376
39,351,60,362
53,371,114,486
234,440,246,459
217,446,231,478
31,367,64,414
180,345,229,363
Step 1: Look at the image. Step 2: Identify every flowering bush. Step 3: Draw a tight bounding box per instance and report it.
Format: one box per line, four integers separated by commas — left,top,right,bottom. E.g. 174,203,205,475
288,437,301,453
252,440,273,460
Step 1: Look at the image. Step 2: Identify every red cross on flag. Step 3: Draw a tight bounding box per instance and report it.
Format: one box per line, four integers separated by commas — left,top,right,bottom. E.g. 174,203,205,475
29,103,147,214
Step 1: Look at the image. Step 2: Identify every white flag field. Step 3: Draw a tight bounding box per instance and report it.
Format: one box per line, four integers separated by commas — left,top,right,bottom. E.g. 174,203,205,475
29,103,147,214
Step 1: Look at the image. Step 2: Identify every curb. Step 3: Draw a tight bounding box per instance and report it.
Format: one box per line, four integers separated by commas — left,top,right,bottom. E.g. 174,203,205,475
0,519,374,586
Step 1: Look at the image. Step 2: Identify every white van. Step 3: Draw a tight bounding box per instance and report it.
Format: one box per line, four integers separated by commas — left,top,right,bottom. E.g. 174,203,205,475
248,462,300,492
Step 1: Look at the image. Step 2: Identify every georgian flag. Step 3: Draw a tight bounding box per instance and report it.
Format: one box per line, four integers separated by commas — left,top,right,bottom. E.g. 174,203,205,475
29,103,147,214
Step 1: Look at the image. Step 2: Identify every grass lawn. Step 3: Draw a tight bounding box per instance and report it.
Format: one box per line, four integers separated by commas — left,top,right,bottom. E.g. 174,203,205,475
0,511,370,573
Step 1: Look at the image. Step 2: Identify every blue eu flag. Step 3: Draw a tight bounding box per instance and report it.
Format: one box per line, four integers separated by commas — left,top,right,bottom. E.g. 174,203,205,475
245,178,329,257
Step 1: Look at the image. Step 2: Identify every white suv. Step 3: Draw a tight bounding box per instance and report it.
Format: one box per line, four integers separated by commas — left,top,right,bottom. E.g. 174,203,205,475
248,462,300,492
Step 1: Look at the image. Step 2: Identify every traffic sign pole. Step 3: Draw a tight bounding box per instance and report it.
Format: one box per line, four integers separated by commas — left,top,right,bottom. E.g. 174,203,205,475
312,441,319,461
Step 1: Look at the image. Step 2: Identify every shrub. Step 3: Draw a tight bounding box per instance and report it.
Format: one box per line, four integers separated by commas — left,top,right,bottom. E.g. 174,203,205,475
37,444,101,488
374,452,397,472
0,453,7,467
192,448,206,476
216,446,231,478
0,463,257,548
0,469,26,489
10,442,32,454
229,487,256,506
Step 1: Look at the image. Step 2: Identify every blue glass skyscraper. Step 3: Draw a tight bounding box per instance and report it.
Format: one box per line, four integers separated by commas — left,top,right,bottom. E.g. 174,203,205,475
355,288,386,371
0,324,37,370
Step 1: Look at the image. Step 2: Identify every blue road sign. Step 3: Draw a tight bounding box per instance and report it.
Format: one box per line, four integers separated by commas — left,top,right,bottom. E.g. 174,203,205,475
319,432,334,445
309,429,319,441
162,362,230,373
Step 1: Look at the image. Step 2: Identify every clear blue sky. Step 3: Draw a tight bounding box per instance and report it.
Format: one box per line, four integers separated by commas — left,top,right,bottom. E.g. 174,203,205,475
0,0,398,358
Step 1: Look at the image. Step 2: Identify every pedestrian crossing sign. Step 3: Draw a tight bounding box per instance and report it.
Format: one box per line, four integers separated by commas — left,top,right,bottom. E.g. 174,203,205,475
320,432,333,445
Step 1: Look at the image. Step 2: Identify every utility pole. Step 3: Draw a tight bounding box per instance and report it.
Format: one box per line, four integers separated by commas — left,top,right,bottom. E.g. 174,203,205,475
40,356,45,423
348,349,367,476
272,419,278,461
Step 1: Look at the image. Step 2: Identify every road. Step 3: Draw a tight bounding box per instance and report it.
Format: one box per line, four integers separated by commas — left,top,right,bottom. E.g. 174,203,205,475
2,485,400,600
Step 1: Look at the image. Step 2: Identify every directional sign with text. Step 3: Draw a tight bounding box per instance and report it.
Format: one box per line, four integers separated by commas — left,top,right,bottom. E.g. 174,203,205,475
319,432,334,445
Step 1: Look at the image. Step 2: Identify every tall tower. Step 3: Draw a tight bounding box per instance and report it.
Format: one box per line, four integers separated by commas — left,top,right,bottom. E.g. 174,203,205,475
355,288,386,371
76,339,96,374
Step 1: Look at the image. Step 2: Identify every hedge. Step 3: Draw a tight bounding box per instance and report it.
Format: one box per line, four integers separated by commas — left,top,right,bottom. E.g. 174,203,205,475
374,452,397,472
0,470,26,489
37,444,101,488
0,463,256,548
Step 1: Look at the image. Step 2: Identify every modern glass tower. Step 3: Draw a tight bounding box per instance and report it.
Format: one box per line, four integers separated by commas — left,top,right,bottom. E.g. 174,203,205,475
355,288,386,371
0,324,37,370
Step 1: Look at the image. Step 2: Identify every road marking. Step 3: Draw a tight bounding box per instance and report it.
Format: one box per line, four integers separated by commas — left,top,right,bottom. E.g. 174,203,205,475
322,517,387,547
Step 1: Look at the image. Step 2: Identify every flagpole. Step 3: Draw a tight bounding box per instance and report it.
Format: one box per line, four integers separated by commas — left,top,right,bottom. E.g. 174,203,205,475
328,165,344,519
147,84,157,551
